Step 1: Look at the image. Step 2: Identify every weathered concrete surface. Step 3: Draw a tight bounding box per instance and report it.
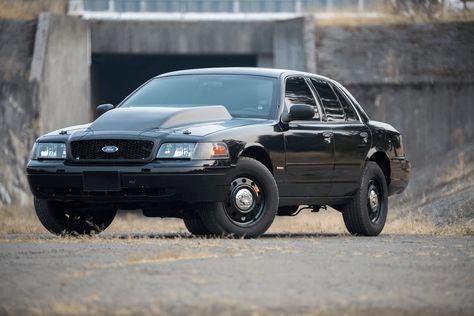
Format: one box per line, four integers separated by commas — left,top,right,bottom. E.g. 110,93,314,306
37,13,91,134
315,21,474,84
349,82,474,168
90,19,274,56
1,15,473,209
0,19,38,206
315,21,474,169
0,14,91,206
274,16,316,72
0,235,472,315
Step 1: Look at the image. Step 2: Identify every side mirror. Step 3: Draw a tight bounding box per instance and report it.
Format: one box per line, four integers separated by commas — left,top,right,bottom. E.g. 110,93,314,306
96,104,114,117
288,104,315,121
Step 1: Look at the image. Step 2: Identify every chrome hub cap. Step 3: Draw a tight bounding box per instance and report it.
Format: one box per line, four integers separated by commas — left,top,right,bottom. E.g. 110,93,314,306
369,189,379,211
234,188,254,212
367,179,382,223
225,177,265,226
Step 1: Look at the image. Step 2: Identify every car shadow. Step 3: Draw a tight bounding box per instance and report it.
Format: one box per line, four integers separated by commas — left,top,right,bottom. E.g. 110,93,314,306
0,232,346,241
103,232,345,240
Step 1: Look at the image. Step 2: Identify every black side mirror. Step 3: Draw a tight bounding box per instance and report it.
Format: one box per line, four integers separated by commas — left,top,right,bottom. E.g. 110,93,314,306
96,104,114,117
288,104,315,121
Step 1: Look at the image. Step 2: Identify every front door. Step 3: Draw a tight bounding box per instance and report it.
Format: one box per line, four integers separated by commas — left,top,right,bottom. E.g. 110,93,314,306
282,76,334,197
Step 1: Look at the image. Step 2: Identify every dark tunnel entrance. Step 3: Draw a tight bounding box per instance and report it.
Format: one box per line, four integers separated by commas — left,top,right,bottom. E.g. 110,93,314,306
91,53,258,109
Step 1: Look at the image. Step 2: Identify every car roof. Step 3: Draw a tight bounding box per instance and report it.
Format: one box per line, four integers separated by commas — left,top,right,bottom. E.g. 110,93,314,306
155,67,332,81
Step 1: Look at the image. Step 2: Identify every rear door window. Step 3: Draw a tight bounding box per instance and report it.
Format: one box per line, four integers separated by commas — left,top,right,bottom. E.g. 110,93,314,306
285,77,320,120
333,86,359,121
310,79,345,122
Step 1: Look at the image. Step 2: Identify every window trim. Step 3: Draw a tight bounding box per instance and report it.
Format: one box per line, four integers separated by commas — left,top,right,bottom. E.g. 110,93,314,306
331,81,368,123
282,75,323,122
331,83,363,123
307,76,363,124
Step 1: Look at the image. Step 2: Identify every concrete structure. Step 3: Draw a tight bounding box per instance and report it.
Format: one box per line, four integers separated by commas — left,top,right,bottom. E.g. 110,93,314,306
32,13,91,134
0,12,473,206
314,21,474,168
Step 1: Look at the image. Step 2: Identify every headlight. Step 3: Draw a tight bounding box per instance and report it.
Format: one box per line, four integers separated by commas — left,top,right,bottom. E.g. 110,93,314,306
157,143,196,159
156,142,229,160
32,143,67,159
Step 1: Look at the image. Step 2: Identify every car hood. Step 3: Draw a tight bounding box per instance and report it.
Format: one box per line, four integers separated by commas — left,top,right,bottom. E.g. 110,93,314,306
89,106,233,132
43,106,265,140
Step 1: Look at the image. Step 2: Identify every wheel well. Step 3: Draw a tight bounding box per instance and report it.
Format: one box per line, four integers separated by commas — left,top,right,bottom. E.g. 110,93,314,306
368,152,391,186
240,146,273,174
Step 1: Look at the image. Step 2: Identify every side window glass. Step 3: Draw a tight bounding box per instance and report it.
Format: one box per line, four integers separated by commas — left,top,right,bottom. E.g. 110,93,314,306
310,79,345,122
285,77,320,120
333,86,359,121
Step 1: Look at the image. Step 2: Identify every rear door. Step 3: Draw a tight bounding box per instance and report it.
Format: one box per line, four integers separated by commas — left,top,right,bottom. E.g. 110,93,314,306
282,76,334,197
309,78,371,197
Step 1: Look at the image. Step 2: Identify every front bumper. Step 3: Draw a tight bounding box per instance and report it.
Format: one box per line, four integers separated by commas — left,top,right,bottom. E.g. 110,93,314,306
26,160,232,203
388,156,410,195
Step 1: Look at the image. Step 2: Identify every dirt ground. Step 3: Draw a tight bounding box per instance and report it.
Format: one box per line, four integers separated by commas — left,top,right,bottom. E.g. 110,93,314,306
0,232,473,316
0,146,472,316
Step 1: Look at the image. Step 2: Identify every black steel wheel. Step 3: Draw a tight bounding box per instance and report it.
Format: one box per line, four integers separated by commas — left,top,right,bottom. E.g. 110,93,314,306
342,162,388,236
224,176,265,226
34,198,116,235
199,157,278,238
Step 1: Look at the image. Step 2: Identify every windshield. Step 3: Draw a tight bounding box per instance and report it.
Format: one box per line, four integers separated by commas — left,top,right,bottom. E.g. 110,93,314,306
121,74,276,118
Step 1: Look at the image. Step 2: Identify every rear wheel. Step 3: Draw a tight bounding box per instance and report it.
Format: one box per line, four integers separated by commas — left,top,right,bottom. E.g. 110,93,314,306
199,157,278,238
342,162,388,236
183,213,211,236
34,198,116,235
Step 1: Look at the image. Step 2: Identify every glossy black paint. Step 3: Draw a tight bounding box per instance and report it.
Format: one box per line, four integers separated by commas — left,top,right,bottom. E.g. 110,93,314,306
26,68,410,213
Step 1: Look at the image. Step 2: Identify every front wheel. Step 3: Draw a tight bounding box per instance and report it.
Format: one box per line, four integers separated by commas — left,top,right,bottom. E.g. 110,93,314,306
342,162,388,236
199,157,279,238
34,198,117,235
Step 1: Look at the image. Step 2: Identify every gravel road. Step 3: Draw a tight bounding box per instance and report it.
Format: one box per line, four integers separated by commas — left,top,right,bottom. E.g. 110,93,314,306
0,234,472,316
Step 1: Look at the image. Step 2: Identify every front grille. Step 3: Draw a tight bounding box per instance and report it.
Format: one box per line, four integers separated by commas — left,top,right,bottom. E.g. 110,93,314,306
70,139,155,161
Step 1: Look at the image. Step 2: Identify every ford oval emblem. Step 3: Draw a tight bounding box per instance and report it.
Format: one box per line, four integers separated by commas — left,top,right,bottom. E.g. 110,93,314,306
101,145,119,153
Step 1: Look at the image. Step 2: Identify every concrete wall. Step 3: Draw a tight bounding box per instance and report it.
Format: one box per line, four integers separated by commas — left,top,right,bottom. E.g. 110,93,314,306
90,19,275,66
348,82,474,167
35,13,91,134
0,14,91,206
1,14,472,206
315,21,474,84
89,17,316,70
274,16,316,72
315,21,474,169
0,19,38,205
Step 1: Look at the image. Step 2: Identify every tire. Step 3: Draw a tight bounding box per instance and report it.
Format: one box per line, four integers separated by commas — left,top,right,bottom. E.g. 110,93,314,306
277,205,299,216
34,198,117,235
342,161,388,236
183,213,212,236
199,157,279,238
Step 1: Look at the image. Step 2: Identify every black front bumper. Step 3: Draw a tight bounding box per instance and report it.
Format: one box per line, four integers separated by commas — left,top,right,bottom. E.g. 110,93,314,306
27,160,232,203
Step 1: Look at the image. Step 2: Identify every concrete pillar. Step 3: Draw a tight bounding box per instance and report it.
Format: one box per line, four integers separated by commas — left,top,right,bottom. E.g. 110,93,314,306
31,13,91,134
273,16,316,72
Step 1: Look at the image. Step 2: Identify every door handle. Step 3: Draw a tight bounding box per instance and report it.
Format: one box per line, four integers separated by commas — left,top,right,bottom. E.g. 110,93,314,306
322,131,334,138
360,131,368,143
323,131,333,143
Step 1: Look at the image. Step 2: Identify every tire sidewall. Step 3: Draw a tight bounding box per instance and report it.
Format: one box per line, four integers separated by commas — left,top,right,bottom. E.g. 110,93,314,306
34,198,116,235
359,162,388,235
203,157,278,237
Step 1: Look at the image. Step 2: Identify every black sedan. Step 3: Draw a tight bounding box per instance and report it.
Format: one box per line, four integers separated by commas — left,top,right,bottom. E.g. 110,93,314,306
27,68,410,237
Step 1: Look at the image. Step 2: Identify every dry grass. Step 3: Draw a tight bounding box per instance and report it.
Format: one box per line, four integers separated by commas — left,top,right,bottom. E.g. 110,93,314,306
314,12,474,27
1,204,472,238
0,0,67,20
